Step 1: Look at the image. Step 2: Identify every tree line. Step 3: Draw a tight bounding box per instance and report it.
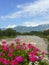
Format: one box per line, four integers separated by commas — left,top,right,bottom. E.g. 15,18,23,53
0,28,49,39
0,28,17,38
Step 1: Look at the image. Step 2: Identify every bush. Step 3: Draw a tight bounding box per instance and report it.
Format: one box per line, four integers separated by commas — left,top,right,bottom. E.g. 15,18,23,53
0,38,48,65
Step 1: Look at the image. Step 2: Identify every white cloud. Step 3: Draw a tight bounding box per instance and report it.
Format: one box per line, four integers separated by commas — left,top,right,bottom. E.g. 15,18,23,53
6,24,17,28
22,21,39,27
22,20,49,27
1,0,49,19
3,21,49,28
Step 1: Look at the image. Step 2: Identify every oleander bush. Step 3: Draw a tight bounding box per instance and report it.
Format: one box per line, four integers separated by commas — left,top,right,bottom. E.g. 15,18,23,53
0,38,48,65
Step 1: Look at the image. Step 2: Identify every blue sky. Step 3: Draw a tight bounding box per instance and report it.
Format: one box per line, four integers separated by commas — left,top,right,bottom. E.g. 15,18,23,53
0,0,49,28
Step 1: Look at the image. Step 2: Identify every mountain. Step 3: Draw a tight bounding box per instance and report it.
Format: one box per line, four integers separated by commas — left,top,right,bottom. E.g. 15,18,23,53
0,24,49,32
13,24,49,32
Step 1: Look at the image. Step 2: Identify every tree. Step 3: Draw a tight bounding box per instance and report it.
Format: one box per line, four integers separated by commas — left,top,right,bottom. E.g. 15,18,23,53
4,28,16,37
43,29,49,35
0,29,3,37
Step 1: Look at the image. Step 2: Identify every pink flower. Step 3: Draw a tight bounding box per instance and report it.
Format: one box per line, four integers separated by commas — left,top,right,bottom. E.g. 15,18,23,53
16,45,21,50
29,51,37,62
2,40,7,44
2,45,8,51
15,56,24,63
21,46,27,50
14,38,20,45
22,42,26,46
10,43,14,46
0,39,47,65
28,44,36,49
0,58,3,62
34,47,40,52
14,38,20,42
11,59,18,65
9,48,14,53
29,56,37,62
7,53,13,57
2,59,9,65
41,51,46,55
29,51,36,56
38,56,42,60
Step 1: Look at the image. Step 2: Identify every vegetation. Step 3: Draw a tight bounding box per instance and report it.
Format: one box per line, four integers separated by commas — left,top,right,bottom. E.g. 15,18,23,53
0,38,48,65
0,28,17,39
0,28,49,42
0,28,49,60
0,28,49,38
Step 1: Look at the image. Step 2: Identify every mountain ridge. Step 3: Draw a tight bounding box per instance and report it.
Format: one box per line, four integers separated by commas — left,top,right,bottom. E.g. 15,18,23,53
13,24,49,32
0,24,49,32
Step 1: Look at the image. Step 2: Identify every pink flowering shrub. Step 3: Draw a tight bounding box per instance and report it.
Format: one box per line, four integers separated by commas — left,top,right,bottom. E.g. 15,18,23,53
0,38,48,65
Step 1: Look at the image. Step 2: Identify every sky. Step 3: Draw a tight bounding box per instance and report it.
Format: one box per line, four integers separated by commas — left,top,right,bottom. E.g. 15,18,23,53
0,0,49,28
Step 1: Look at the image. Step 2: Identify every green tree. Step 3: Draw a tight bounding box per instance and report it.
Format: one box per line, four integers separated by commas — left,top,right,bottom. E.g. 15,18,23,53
0,29,3,37
43,29,49,35
4,28,16,37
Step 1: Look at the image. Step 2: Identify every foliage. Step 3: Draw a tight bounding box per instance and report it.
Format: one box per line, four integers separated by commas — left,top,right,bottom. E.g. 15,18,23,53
0,28,49,60
0,38,48,65
0,28,17,38
43,29,49,36
0,28,49,38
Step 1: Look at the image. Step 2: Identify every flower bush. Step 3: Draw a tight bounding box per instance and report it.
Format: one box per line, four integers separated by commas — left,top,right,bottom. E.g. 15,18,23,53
0,38,48,65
